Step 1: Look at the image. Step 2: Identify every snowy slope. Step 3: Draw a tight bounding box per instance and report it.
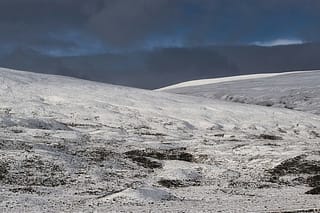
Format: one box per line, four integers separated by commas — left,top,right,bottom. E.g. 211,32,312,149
156,70,316,91
0,68,320,212
159,70,320,115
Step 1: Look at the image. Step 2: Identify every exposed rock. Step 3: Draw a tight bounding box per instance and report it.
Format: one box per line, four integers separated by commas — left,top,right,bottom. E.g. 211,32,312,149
125,148,194,162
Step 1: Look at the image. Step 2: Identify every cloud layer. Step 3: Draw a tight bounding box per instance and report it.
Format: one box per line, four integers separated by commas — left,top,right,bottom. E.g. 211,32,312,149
0,0,320,52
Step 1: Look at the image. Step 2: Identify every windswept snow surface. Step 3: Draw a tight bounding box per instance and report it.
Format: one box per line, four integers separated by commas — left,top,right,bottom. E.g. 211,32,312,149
159,70,320,115
156,70,316,91
0,68,320,212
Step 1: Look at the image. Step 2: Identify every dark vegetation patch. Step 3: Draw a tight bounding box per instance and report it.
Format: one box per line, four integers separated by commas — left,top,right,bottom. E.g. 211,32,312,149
283,105,295,110
126,156,162,169
158,179,201,188
2,156,67,187
84,148,113,162
279,97,297,110
270,208,320,213
305,175,320,195
269,154,320,177
133,125,151,130
76,189,106,196
11,129,24,134
305,187,320,195
136,131,167,137
291,177,307,185
125,148,197,170
9,187,37,194
264,143,281,147
125,148,194,163
229,181,276,189
310,131,320,138
0,161,8,180
229,181,258,189
158,179,185,188
228,138,242,142
71,147,115,162
0,139,33,151
258,134,283,140
223,95,248,104
306,175,320,187
267,153,320,194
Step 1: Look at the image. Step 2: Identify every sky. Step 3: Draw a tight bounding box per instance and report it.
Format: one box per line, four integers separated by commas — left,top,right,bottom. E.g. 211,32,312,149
1,0,320,56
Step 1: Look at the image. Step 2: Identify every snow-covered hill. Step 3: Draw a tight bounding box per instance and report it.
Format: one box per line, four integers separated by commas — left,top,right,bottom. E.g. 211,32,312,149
1,68,320,212
158,70,320,115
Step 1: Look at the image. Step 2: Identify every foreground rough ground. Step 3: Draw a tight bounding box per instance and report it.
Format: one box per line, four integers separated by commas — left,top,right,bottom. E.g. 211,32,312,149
0,68,320,212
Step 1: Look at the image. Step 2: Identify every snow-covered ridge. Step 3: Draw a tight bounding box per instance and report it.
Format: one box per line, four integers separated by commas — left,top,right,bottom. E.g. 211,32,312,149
156,70,318,91
157,69,320,115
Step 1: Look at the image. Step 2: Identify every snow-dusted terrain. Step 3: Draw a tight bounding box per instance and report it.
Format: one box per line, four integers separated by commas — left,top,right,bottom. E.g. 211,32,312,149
1,68,320,212
156,70,316,91
159,70,320,115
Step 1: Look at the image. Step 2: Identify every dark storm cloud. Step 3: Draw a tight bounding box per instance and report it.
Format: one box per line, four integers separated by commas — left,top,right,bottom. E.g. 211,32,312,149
0,0,103,52
86,0,185,46
2,0,320,89
1,0,320,48
86,0,320,45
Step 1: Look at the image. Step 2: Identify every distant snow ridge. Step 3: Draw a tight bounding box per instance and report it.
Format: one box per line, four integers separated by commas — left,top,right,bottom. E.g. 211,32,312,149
158,70,320,115
156,70,316,91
